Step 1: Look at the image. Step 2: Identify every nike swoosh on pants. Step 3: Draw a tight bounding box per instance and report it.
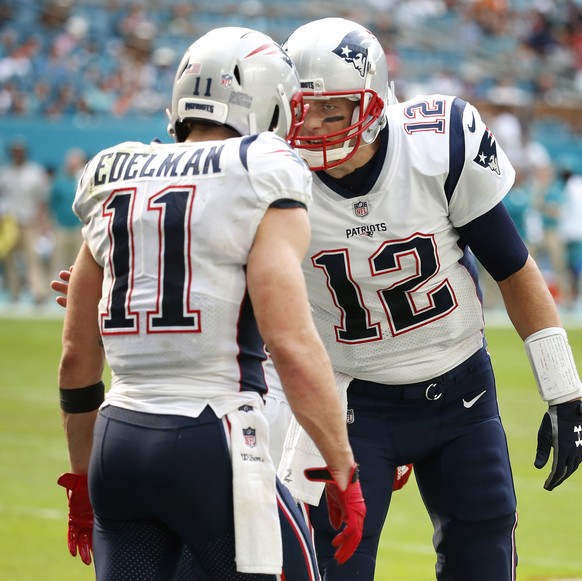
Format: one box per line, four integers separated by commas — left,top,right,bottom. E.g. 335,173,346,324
463,390,487,408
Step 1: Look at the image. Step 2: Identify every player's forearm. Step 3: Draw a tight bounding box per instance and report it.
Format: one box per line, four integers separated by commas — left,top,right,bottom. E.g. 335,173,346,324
58,242,105,388
62,410,98,474
59,343,105,388
498,255,562,340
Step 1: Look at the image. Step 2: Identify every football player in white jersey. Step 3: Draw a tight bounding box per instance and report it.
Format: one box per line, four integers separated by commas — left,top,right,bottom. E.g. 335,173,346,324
278,17,582,581
55,27,366,580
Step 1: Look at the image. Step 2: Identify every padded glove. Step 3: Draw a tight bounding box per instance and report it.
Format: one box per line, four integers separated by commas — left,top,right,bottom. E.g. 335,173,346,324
304,463,366,565
57,473,94,565
393,464,413,491
534,400,582,491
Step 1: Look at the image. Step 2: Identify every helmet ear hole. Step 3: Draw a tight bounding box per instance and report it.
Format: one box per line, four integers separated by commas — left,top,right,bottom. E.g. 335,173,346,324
178,61,190,81
233,65,241,86
269,105,280,132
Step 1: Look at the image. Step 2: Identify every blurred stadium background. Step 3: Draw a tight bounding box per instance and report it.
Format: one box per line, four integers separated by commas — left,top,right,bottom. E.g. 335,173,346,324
2,0,582,314
1,2,582,580
0,0,581,168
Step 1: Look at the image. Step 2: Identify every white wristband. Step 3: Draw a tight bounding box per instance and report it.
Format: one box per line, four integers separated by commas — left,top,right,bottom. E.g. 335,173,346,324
524,327,582,406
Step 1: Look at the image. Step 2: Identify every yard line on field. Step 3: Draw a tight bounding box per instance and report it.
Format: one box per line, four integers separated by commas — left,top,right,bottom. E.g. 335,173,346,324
1,387,57,405
522,554,582,569
516,479,581,497
0,433,67,461
382,540,582,571
0,504,63,520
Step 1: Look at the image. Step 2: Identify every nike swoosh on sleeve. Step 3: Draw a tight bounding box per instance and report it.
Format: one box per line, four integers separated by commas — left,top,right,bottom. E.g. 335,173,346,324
467,112,476,133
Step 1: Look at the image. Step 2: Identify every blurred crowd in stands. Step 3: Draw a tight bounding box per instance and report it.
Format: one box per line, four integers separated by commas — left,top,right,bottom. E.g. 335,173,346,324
1,0,582,118
0,138,84,306
0,0,581,313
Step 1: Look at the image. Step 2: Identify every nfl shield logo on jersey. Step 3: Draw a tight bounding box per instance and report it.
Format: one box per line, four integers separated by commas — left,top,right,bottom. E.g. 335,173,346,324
243,427,256,448
353,200,369,217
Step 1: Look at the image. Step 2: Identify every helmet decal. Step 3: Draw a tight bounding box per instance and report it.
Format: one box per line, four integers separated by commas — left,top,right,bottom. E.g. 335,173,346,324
185,63,201,75
332,31,369,78
244,43,294,69
221,73,234,87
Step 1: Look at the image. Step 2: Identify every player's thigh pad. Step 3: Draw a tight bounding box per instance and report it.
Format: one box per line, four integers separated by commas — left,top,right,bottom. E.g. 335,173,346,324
417,409,517,522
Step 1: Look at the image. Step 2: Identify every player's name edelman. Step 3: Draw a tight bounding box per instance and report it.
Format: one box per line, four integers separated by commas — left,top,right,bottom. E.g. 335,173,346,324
93,145,225,186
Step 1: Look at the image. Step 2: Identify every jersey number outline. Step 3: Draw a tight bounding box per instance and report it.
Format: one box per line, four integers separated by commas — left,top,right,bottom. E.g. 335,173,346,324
312,233,458,342
101,186,201,335
404,99,446,134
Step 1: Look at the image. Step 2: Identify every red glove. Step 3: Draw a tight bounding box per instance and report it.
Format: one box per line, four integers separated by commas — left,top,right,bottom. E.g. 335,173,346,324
393,464,413,491
304,463,366,565
57,473,94,566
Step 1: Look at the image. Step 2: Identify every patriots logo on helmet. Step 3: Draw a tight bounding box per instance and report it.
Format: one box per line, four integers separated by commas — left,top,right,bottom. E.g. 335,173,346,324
473,128,501,175
332,31,369,78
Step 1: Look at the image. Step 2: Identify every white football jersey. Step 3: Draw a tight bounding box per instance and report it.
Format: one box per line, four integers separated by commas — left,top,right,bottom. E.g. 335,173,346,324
73,132,312,417
303,95,515,383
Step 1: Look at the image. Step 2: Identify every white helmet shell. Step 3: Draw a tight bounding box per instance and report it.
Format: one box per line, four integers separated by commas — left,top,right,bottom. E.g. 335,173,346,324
284,18,393,170
167,27,305,142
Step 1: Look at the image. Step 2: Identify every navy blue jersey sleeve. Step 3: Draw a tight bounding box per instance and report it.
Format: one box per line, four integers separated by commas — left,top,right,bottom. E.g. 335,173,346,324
444,97,467,203
456,201,529,281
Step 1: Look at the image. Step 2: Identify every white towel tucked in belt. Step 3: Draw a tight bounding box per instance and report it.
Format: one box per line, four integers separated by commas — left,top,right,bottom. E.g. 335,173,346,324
227,404,282,573
277,371,352,505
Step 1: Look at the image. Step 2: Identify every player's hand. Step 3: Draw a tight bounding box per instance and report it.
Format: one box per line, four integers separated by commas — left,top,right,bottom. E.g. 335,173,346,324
50,266,72,308
304,463,366,565
534,400,582,491
57,472,94,565
393,464,413,491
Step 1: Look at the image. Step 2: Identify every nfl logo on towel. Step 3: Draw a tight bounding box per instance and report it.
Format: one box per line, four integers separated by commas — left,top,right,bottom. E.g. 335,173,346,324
353,200,368,217
243,427,256,448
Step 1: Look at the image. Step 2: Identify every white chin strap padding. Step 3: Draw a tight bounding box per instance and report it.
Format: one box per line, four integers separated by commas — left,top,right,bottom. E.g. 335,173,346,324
299,142,355,168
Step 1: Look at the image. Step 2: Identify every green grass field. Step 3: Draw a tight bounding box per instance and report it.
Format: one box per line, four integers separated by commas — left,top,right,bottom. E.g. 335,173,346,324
1,315,581,580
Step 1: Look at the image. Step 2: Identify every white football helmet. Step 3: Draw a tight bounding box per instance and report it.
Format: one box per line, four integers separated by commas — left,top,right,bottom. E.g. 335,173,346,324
284,18,395,170
167,27,306,142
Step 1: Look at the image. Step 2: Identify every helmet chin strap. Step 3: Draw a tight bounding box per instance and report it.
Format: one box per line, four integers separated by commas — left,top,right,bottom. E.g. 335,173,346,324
299,142,355,169
360,64,389,145
362,114,386,144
